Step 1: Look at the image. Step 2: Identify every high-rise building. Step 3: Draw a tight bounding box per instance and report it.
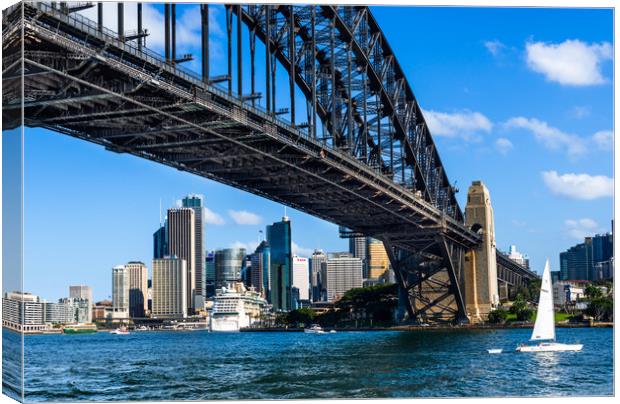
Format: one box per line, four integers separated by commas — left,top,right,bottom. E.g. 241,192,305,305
57,297,90,323
310,250,327,302
367,238,390,279
267,216,292,311
112,265,129,319
125,261,148,318
292,255,310,309
560,238,594,281
205,251,216,297
153,222,168,259
167,207,196,311
215,248,246,287
69,285,92,323
182,194,206,308
507,245,530,269
152,257,187,318
2,292,45,332
349,236,368,277
249,241,271,299
322,255,363,302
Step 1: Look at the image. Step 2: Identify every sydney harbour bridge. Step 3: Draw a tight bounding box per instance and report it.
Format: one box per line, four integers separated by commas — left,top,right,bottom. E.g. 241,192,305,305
2,2,537,323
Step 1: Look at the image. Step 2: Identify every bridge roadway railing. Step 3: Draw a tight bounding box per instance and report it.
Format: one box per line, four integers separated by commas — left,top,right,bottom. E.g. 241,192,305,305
7,1,480,249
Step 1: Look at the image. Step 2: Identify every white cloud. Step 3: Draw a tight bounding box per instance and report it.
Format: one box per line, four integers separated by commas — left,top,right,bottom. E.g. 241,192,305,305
504,117,587,158
542,171,613,200
203,207,225,225
484,39,505,56
228,210,262,225
495,137,513,154
592,130,613,151
525,39,612,86
572,106,591,119
292,242,313,257
422,109,493,141
230,240,259,253
565,218,603,240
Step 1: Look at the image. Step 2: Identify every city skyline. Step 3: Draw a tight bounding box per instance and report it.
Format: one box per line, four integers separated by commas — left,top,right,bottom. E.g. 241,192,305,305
21,5,612,302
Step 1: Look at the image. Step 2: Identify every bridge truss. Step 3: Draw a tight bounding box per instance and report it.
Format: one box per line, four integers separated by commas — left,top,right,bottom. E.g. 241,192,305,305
2,2,480,323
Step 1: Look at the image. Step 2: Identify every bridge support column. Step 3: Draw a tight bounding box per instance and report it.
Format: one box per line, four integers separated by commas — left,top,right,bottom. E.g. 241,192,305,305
464,181,499,323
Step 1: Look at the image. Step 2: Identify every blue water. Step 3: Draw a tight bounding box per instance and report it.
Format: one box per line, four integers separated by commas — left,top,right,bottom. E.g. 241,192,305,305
11,327,614,401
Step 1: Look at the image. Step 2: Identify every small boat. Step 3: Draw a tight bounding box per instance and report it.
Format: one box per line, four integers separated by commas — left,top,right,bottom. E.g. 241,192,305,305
516,259,583,353
304,324,326,334
329,330,337,334
487,349,503,354
110,326,130,335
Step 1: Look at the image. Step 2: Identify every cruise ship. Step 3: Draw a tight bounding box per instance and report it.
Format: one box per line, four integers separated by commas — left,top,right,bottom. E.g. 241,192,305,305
209,282,267,332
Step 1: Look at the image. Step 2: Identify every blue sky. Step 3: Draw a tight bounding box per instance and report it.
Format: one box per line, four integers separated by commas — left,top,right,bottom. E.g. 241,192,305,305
20,4,613,301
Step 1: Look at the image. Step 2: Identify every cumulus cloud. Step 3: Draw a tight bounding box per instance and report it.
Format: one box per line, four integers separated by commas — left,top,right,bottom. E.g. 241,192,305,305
504,117,587,158
203,207,225,225
565,218,603,240
592,130,613,151
422,109,493,141
525,39,612,86
541,171,613,200
228,210,262,225
495,137,513,154
292,242,313,257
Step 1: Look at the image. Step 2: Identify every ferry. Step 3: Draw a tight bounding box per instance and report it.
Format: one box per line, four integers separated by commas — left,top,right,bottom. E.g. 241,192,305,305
209,282,267,332
63,323,97,334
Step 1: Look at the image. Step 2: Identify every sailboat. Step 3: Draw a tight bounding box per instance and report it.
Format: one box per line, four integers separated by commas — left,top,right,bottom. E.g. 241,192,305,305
515,259,583,352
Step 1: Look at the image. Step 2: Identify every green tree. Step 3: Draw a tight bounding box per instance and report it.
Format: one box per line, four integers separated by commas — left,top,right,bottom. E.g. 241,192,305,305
585,296,613,322
585,284,604,300
488,308,508,324
286,308,316,327
510,294,533,321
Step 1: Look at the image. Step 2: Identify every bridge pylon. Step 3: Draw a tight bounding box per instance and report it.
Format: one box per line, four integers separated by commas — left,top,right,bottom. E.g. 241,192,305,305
463,181,500,322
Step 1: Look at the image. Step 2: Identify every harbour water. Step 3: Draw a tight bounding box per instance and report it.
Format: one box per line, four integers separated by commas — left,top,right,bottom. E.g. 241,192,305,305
7,327,614,401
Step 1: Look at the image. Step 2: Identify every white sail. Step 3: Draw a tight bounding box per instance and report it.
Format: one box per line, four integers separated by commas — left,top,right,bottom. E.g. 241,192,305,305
530,259,555,341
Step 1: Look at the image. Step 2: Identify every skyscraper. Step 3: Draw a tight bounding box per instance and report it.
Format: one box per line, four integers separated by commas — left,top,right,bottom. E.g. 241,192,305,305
153,222,168,259
182,195,205,308
249,240,271,299
267,216,292,311
125,261,148,318
322,255,363,302
292,255,310,309
215,248,246,287
560,238,593,281
167,207,196,311
69,285,92,323
367,238,390,280
205,251,216,298
112,265,129,319
349,236,368,277
152,257,187,318
310,249,327,302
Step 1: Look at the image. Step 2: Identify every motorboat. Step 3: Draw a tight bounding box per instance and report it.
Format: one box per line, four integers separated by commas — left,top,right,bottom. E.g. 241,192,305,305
515,259,583,353
304,324,326,334
487,349,503,354
110,326,130,335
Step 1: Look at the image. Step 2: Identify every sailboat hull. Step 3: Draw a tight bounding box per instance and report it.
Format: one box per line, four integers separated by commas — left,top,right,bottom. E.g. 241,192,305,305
516,342,583,352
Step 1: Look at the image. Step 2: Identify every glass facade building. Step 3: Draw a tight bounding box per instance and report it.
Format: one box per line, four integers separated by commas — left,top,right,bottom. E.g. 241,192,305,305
215,248,246,287
267,216,292,311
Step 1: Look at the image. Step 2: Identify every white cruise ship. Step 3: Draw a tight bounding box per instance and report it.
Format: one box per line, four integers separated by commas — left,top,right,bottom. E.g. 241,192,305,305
209,282,267,332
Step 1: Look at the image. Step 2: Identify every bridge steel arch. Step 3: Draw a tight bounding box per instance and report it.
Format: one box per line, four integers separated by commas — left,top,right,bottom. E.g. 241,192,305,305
2,2,480,323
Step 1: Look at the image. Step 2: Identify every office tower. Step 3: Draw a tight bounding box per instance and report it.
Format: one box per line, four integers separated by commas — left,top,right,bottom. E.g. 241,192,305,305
152,257,187,318
560,238,594,281
205,251,216,297
57,297,90,323
310,249,327,302
292,255,310,309
182,194,205,308
167,207,196,311
69,285,92,322
215,248,246,287
349,236,368,277
267,216,292,311
147,279,153,313
249,241,271,300
126,261,148,318
322,255,363,302
367,238,390,279
112,265,129,319
507,245,530,269
153,223,168,259
592,233,613,280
